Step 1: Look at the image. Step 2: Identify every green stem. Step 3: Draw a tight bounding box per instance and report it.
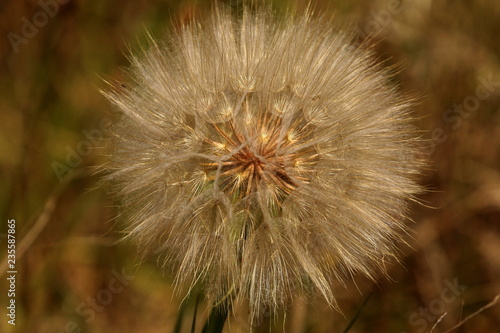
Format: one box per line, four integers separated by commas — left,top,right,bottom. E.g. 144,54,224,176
201,302,230,333
342,292,372,333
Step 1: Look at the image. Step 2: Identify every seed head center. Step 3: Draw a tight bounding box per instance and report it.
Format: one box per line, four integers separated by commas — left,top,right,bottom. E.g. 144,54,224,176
200,118,315,200
234,147,266,178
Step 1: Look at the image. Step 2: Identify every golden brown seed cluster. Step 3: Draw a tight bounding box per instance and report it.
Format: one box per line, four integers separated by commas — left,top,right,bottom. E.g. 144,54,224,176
200,112,316,205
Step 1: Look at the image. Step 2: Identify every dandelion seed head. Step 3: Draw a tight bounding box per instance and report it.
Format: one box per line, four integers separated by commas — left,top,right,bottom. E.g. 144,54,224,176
103,5,424,321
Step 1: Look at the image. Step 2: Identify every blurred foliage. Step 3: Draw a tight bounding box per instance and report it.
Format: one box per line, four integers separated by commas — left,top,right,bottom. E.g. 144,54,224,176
0,0,499,332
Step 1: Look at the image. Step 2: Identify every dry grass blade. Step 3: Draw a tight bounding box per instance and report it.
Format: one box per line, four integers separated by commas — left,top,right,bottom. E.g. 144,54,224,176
0,171,79,276
442,295,500,333
429,312,447,333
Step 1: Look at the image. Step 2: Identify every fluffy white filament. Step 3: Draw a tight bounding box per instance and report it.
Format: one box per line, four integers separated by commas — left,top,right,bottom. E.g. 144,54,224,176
103,5,424,321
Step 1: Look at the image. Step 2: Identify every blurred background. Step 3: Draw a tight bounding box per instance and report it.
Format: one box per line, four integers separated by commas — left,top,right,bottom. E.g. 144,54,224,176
0,0,499,332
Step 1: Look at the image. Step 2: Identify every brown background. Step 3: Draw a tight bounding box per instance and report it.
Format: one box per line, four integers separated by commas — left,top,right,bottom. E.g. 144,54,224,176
0,0,499,332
